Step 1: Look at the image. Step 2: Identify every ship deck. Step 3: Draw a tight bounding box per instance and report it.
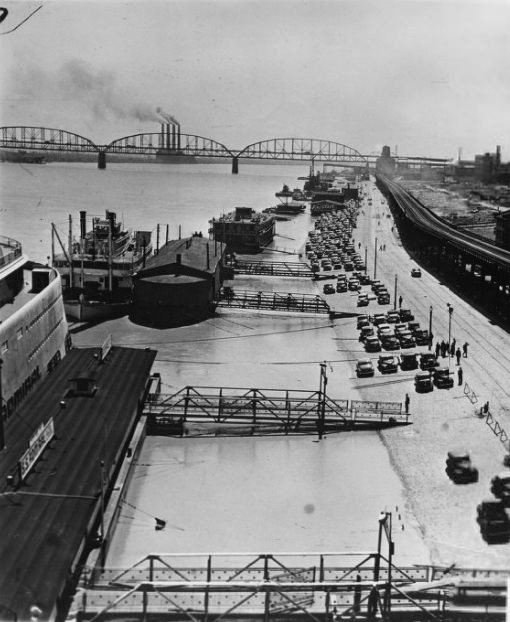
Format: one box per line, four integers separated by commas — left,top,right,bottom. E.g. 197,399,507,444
0,345,156,621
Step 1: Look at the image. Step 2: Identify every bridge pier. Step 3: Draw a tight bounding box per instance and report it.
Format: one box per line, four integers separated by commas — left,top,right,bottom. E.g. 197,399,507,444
232,156,238,175
98,151,106,169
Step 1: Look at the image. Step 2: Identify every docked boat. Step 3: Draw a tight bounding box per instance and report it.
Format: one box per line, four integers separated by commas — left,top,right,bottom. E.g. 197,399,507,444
275,184,293,199
273,200,306,215
310,200,344,216
52,211,152,321
0,235,69,424
209,207,275,252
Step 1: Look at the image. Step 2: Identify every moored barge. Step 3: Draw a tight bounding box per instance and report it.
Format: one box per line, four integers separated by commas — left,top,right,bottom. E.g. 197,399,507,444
209,207,275,252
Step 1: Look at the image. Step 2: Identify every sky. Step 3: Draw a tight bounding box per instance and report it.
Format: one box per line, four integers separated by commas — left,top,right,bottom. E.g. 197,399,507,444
1,0,510,160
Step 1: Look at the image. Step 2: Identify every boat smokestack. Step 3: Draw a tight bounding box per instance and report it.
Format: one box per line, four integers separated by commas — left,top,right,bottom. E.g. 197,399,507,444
166,123,171,151
161,123,165,149
171,123,176,150
80,211,87,240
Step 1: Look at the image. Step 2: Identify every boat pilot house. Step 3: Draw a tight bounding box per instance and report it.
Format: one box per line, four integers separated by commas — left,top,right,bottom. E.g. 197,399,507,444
131,236,227,327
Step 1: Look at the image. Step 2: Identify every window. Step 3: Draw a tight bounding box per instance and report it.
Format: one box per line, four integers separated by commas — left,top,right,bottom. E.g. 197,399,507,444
17,327,23,340
1,340,8,353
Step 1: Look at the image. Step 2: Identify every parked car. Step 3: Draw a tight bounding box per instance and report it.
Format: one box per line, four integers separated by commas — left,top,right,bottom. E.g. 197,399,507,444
415,329,431,346
373,313,387,326
357,293,369,307
446,450,479,484
378,354,399,373
399,308,415,322
434,367,454,388
408,321,420,334
491,472,510,505
348,279,360,291
336,282,347,293
356,314,370,329
359,274,371,285
399,330,416,349
365,336,382,352
359,326,375,341
414,370,433,392
394,323,407,337
386,310,400,323
477,500,510,543
420,352,439,370
382,335,401,351
356,358,375,378
323,284,335,294
377,293,391,305
371,280,382,292
377,323,392,339
411,268,422,277
400,352,418,370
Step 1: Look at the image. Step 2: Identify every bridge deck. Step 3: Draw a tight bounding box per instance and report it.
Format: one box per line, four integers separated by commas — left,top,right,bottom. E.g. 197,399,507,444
233,259,314,278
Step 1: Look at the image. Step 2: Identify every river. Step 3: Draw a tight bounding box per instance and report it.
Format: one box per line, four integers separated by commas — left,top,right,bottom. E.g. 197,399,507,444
0,160,430,568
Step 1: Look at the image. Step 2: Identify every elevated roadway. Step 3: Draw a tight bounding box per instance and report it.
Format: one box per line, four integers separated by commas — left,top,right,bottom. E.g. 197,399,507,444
377,174,510,319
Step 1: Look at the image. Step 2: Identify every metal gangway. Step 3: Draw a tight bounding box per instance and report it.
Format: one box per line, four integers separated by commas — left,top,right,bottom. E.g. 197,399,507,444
217,289,330,314
71,552,510,621
233,259,314,278
144,386,409,436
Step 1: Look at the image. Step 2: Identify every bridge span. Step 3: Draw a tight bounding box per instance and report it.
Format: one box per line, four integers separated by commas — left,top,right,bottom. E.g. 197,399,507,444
0,125,448,172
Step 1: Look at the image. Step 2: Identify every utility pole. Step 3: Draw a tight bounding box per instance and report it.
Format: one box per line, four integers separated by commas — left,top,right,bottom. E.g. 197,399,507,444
374,237,378,280
318,363,327,440
393,274,398,310
447,303,454,368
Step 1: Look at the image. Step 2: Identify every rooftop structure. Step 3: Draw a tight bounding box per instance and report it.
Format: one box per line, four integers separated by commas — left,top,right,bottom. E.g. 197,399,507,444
0,345,156,621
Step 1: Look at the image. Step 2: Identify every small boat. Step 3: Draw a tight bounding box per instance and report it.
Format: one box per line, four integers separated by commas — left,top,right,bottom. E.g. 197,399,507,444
273,201,306,215
275,184,293,198
292,188,307,201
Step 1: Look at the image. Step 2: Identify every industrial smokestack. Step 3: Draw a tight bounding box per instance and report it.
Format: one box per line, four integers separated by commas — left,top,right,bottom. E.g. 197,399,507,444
80,211,87,240
171,123,176,150
161,123,165,149
496,145,501,170
166,124,170,151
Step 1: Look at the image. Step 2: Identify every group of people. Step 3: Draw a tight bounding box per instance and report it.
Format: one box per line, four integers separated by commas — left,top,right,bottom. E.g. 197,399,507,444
434,339,469,364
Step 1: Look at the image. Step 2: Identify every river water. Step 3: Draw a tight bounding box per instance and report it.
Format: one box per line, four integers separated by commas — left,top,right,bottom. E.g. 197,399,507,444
0,160,430,568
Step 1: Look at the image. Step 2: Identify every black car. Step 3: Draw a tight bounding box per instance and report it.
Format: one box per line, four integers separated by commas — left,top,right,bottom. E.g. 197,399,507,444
382,335,400,351
415,329,431,346
411,268,422,278
477,500,510,543
491,472,510,505
400,352,418,371
420,352,439,371
377,293,391,305
323,284,335,294
446,450,479,484
399,308,415,322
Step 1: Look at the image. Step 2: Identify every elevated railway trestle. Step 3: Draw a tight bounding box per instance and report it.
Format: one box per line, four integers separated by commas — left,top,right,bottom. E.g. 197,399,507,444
74,553,510,621
144,385,408,436
377,175,510,322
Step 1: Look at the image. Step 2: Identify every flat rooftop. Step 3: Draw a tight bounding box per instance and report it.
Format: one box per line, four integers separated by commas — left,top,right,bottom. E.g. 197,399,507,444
0,345,156,620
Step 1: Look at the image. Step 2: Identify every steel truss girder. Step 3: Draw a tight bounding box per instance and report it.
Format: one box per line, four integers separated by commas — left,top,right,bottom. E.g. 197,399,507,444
237,137,367,163
0,125,99,151
106,132,234,157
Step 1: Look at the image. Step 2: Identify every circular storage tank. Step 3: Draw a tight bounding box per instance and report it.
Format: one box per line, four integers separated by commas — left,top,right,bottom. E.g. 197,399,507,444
132,274,213,327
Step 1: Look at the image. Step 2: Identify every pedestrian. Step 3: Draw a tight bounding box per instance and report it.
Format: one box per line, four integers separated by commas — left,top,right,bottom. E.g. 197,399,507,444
484,401,489,414
458,366,463,386
440,340,446,357
463,342,469,357
450,342,455,357
398,295,403,308
367,584,379,620
435,342,440,358
383,244,386,250
455,348,461,365
451,338,456,352
405,393,410,414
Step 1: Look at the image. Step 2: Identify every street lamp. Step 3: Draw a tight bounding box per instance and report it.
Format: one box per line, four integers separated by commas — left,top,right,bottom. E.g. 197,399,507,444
428,305,433,351
447,303,454,368
374,237,378,280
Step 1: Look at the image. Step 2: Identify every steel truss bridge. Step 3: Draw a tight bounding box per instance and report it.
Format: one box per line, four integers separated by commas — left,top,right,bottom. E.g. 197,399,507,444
0,125,449,172
73,552,509,621
144,385,408,437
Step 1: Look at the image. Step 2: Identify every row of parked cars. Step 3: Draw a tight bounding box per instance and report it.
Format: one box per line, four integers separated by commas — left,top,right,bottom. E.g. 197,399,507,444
306,211,361,274
444,451,510,543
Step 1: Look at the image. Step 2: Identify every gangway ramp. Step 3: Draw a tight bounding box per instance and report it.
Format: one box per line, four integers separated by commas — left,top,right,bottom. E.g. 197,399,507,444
217,288,331,314
144,386,409,436
234,259,314,278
